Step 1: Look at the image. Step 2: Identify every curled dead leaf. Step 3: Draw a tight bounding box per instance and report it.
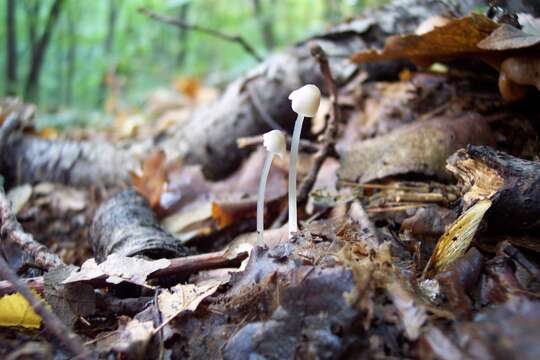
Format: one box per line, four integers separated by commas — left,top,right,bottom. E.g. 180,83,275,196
351,14,498,65
423,199,492,278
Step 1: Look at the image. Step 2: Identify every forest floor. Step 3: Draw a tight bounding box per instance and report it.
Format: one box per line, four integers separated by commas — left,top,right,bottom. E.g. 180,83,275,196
1,1,540,359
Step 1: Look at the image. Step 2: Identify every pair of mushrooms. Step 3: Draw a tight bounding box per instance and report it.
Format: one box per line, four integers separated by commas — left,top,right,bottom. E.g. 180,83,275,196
257,84,321,243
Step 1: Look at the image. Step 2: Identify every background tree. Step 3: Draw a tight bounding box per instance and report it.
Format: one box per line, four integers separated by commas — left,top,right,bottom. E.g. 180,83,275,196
176,2,191,67
252,0,275,51
5,0,17,95
24,0,65,102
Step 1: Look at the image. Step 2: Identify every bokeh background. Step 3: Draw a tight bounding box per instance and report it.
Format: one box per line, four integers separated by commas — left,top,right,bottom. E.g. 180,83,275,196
1,0,385,125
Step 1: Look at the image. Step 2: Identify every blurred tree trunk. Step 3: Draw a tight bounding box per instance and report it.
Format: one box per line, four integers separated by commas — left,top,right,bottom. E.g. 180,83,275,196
97,0,120,107
5,0,17,95
65,8,76,106
176,3,190,67
251,0,275,50
24,1,40,52
104,0,119,53
24,0,65,102
56,17,65,107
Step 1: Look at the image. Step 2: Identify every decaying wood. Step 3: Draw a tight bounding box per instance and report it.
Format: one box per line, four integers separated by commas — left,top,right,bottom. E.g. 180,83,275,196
1,135,136,188
447,145,540,231
91,189,189,262
0,102,136,188
0,184,63,271
338,113,495,184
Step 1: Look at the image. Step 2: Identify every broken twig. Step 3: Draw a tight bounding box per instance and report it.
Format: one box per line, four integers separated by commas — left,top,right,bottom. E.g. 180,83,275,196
0,249,248,295
236,134,319,153
139,7,262,62
0,185,63,271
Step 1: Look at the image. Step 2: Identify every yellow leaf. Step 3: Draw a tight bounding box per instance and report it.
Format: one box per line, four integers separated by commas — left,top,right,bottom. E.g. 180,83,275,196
423,199,492,278
0,291,43,329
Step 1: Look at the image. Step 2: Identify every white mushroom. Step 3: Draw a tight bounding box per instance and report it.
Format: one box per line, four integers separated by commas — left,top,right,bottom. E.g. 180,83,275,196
257,130,286,243
287,84,321,237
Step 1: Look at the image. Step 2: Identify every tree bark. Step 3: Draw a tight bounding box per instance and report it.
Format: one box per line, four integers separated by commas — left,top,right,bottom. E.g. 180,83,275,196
91,189,189,263
5,0,17,95
0,134,136,189
24,0,65,102
447,145,540,232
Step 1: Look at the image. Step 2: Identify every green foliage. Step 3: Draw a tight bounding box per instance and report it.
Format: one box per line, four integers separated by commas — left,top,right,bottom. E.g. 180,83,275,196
0,0,386,116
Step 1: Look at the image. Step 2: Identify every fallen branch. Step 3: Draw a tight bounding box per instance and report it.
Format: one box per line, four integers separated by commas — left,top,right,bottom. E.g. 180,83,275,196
139,7,262,62
0,249,248,296
91,189,189,262
272,43,340,228
0,255,88,357
0,103,136,188
0,185,63,271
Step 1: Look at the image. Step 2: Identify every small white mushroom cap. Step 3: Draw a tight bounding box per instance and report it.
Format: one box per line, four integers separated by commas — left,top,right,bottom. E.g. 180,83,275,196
263,130,286,158
288,84,321,117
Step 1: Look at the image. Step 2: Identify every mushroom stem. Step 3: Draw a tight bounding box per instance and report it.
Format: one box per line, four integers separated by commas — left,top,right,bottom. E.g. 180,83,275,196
257,152,274,243
288,113,304,237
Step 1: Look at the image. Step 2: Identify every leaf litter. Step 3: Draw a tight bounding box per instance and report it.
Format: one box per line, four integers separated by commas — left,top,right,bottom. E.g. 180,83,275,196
3,3,540,359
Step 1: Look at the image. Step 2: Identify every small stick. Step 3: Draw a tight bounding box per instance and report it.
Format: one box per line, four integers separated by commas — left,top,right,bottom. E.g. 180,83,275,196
0,255,88,357
138,8,262,62
237,134,319,153
272,43,340,228
0,185,63,271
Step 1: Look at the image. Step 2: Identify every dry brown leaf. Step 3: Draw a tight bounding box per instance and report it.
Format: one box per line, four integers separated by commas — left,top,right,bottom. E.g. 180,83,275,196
62,254,171,287
37,127,59,139
158,280,221,319
156,279,222,333
338,114,494,184
7,184,32,214
33,183,87,212
131,150,167,210
173,77,201,99
478,24,540,50
351,14,498,65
